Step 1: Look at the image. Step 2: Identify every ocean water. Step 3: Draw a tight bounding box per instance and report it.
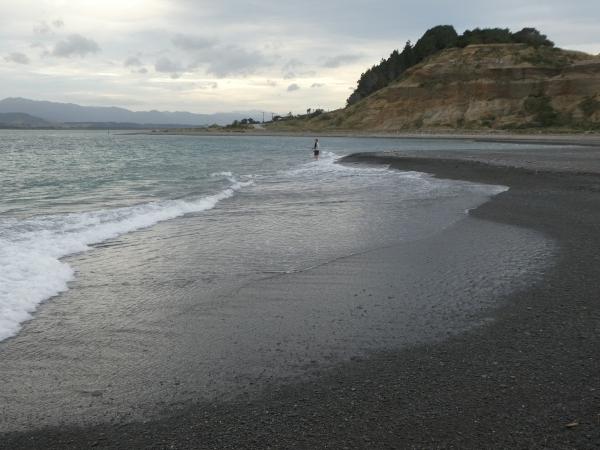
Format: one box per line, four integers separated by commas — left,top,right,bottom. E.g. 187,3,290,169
0,131,555,342
0,130,559,430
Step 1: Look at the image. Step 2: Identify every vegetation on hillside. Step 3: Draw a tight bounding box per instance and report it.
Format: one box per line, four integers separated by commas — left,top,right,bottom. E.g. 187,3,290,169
347,26,554,105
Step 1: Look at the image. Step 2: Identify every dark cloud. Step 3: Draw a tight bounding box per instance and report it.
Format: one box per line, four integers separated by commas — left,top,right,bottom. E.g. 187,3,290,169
311,83,324,88
287,83,300,92
52,34,100,58
124,56,143,67
323,54,362,68
133,67,148,74
5,52,30,64
52,19,64,28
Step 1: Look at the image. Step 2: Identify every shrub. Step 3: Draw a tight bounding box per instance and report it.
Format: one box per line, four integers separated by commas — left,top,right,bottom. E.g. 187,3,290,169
523,95,558,126
579,96,600,117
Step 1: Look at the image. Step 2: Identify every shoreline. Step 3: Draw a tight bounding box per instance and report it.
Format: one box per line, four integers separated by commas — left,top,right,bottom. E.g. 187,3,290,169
3,148,600,448
122,129,600,147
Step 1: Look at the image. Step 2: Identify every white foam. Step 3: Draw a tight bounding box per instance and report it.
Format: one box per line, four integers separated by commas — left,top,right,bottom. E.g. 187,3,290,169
280,150,510,207
211,171,233,178
284,151,390,177
0,177,252,342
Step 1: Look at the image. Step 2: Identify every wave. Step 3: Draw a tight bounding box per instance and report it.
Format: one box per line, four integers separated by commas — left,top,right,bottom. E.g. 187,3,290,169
0,176,252,342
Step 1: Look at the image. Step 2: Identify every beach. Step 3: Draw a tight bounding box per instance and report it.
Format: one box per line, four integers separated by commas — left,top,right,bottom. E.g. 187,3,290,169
2,136,600,448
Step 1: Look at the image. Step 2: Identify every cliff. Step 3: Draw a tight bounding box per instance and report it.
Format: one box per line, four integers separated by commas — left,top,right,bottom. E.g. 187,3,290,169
270,44,600,132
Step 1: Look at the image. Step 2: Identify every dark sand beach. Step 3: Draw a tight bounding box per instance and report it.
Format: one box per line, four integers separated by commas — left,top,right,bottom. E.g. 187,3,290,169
3,142,600,448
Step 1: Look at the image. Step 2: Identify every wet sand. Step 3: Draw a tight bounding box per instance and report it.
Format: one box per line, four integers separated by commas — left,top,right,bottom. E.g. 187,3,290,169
3,145,600,448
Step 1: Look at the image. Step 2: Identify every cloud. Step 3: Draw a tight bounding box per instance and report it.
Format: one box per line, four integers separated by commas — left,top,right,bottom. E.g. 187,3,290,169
155,56,182,72
124,56,143,67
154,56,184,78
322,54,362,68
195,81,218,90
205,46,272,77
172,34,216,51
52,34,100,58
282,58,304,71
33,22,53,36
284,70,317,80
133,67,148,74
5,52,30,64
172,33,274,78
287,83,300,92
311,83,324,88
33,19,65,37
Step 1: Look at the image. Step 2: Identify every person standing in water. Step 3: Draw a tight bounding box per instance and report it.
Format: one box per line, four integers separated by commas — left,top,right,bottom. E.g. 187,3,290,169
313,138,320,160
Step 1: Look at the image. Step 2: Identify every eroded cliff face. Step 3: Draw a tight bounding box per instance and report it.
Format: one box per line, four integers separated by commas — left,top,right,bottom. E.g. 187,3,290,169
285,44,600,131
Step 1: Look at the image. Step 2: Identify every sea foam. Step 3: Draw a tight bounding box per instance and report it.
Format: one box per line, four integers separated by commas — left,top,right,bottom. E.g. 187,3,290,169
0,177,252,342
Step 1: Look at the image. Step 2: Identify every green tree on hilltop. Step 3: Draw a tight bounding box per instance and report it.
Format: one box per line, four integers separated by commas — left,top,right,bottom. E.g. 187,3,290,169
413,25,459,63
346,25,555,106
512,27,554,47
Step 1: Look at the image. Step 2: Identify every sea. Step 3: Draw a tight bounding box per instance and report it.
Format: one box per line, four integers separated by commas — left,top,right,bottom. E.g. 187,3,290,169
0,130,555,430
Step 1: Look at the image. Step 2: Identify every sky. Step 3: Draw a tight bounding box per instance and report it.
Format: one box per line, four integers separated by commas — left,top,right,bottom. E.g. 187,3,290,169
1,0,599,115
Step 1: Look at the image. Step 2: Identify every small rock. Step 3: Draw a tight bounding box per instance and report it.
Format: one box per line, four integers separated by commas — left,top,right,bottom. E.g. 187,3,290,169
565,421,579,428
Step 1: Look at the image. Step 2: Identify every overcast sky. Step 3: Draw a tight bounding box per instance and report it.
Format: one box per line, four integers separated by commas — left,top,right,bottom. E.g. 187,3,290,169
1,0,598,114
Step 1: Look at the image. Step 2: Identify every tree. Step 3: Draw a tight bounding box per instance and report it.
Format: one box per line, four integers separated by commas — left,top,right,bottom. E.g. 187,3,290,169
413,25,458,63
512,28,554,47
401,41,416,68
457,28,512,47
346,25,555,106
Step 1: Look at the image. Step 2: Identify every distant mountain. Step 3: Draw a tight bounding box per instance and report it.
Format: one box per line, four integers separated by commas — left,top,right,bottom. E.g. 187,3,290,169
0,112,54,128
0,98,267,126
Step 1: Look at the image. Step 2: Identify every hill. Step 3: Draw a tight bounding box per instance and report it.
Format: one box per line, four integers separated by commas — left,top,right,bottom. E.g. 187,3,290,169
0,98,265,127
268,41,600,132
0,112,54,128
